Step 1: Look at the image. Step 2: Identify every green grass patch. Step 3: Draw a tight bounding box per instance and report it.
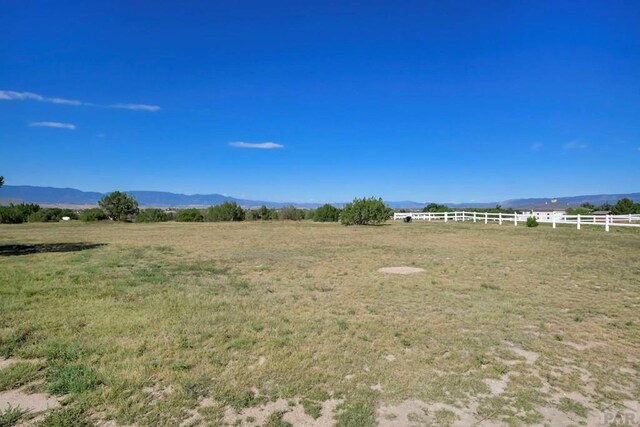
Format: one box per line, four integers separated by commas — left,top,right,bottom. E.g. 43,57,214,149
0,361,41,391
46,363,101,395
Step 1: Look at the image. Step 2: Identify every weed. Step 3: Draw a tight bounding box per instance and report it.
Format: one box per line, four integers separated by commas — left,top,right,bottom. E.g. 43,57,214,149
335,400,375,427
0,330,31,358
46,363,101,395
0,362,41,391
34,406,92,427
301,399,322,419
558,397,588,418
0,405,26,427
264,411,292,427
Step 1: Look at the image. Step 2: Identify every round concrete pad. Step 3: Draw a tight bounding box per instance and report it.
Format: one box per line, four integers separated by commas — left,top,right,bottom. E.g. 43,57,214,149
378,266,425,275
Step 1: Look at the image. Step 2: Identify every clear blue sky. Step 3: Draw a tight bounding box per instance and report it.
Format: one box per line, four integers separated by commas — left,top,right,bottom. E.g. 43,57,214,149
1,0,639,203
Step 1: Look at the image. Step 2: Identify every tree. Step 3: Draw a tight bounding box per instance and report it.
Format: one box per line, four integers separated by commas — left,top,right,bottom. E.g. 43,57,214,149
422,203,451,213
98,191,139,221
206,202,245,221
279,205,304,221
340,197,392,225
314,204,340,222
612,198,637,215
0,176,4,188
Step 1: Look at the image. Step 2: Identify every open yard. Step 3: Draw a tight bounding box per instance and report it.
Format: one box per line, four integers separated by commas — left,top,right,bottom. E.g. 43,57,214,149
0,221,639,426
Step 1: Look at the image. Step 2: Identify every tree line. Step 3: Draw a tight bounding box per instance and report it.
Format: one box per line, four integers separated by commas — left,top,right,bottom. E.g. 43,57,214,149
0,191,392,225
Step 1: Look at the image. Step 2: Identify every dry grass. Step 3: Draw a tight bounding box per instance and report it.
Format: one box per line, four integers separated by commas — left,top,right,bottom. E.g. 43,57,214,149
0,220,638,426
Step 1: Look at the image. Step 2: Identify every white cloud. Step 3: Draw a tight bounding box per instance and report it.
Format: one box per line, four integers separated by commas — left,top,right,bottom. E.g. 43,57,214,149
29,121,76,130
1,89,158,111
564,140,587,150
111,103,161,112
229,141,284,149
0,90,81,105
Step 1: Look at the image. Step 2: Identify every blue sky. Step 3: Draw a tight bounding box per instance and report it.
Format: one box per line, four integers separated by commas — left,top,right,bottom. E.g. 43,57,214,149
1,0,639,203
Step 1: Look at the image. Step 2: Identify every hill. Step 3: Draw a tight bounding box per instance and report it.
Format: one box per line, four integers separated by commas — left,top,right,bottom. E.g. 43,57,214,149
0,185,638,209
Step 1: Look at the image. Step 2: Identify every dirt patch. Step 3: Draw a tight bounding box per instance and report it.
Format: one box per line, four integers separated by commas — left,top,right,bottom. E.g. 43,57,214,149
0,389,60,412
378,266,425,275
503,341,539,364
0,358,19,370
377,399,492,426
222,397,342,426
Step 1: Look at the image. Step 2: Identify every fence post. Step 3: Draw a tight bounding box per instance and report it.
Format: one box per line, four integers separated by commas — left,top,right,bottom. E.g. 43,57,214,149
605,215,610,232
444,212,448,222
552,216,556,229
630,214,633,224
577,214,581,230
485,212,488,224
473,212,477,223
428,213,431,221
499,212,503,225
514,213,517,226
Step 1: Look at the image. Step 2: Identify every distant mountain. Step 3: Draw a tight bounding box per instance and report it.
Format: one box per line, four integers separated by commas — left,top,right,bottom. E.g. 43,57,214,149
0,185,638,210
0,186,308,208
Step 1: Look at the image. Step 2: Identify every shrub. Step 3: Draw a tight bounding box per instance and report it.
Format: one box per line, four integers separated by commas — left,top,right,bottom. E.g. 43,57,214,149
0,203,41,224
79,208,107,222
314,204,341,222
206,202,245,221
526,216,539,227
175,208,204,222
340,197,392,225
136,208,170,223
279,205,305,221
98,191,139,221
28,208,78,222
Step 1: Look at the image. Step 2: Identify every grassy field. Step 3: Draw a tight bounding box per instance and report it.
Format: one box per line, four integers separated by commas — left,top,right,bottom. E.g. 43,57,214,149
0,220,639,426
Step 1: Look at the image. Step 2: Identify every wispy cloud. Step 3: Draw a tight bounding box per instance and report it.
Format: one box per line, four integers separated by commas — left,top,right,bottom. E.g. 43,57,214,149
0,90,81,106
229,141,284,149
0,89,158,111
564,140,587,150
29,121,76,130
111,103,161,112
530,142,543,151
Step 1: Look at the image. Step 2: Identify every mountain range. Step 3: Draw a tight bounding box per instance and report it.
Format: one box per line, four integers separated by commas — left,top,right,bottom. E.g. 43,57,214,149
0,185,638,210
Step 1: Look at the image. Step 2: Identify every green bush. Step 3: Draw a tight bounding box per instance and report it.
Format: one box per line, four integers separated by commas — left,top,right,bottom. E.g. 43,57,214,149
340,197,392,225
79,208,107,222
526,216,539,227
28,208,77,222
314,204,341,222
206,202,245,221
279,205,305,221
98,191,139,221
136,208,170,223
175,208,204,222
0,203,41,224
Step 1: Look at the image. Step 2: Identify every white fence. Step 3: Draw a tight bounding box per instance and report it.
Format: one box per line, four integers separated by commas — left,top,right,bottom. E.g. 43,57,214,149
393,211,640,232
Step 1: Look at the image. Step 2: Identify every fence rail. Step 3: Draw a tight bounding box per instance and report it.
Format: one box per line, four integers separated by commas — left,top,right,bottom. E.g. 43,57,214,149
393,211,640,232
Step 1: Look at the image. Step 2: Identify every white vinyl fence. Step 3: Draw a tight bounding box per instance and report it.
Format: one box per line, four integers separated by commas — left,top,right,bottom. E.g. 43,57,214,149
393,211,640,232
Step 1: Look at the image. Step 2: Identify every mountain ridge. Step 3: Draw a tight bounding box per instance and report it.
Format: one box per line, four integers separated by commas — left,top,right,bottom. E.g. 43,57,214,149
0,185,638,209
